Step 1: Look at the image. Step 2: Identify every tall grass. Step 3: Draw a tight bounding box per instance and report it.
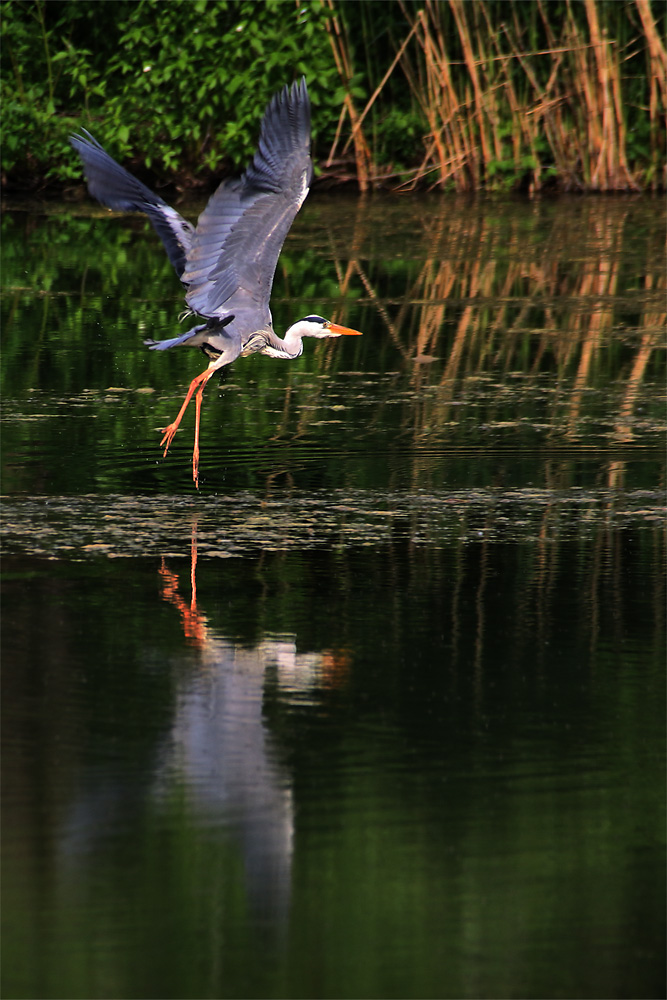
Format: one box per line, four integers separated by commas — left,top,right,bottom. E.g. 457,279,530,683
330,0,665,192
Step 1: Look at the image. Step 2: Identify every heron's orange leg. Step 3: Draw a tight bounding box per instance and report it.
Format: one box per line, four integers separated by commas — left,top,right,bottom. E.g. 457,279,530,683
192,372,214,488
159,366,217,459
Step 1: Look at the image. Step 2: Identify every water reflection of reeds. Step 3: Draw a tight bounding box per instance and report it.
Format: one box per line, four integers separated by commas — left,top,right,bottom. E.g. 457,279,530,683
329,197,665,482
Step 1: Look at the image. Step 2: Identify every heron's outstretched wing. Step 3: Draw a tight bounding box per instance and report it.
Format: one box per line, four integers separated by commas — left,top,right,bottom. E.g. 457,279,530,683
182,77,312,325
69,131,195,277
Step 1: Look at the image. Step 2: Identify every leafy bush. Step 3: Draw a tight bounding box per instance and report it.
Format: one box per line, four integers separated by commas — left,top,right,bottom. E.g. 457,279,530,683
1,0,343,188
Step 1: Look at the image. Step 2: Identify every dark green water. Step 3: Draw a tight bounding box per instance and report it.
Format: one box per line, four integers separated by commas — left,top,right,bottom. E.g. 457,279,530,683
2,194,665,999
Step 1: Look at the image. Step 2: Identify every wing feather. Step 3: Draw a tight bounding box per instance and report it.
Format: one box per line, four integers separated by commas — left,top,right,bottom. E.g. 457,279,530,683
69,131,194,277
70,77,312,333
182,78,312,324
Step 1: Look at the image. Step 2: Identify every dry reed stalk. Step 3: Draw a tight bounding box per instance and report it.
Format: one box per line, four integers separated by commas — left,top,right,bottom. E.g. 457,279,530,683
445,0,490,188
584,0,638,189
341,14,422,160
608,55,638,187
408,1,542,189
420,12,451,186
317,0,662,191
393,0,658,190
501,23,566,189
477,1,515,168
419,8,463,187
322,0,372,190
504,74,532,181
397,2,477,190
634,0,667,106
634,0,667,188
566,9,598,185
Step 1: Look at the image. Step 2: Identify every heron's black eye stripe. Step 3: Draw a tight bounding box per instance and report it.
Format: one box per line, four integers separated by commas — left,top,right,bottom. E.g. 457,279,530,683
302,314,326,324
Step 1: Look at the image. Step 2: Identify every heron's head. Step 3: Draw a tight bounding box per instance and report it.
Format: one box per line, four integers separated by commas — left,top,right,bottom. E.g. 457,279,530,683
288,315,363,339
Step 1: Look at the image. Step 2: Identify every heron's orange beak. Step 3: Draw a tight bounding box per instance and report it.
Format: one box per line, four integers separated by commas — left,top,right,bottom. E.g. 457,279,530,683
328,322,363,336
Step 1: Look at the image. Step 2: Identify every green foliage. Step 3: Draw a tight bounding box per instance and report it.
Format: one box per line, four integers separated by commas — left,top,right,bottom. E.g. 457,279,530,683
1,0,341,186
373,106,424,175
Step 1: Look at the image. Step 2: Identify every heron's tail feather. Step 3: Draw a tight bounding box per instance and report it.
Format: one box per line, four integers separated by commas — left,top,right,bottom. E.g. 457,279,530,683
144,324,207,351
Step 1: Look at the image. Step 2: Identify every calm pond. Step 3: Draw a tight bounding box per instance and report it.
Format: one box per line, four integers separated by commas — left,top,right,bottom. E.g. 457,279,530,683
2,193,665,999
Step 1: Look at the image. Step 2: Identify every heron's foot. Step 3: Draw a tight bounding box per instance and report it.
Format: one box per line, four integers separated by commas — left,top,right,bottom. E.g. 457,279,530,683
160,423,179,457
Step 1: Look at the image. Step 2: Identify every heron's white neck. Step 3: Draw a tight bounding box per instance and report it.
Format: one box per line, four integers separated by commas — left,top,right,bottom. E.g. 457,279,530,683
276,322,307,358
258,325,304,360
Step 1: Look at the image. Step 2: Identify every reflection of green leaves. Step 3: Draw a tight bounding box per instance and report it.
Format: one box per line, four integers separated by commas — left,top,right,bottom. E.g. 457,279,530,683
1,197,665,496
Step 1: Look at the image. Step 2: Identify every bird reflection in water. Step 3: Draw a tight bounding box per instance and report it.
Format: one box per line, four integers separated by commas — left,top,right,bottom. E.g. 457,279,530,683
158,518,351,696
158,521,207,649
152,519,350,927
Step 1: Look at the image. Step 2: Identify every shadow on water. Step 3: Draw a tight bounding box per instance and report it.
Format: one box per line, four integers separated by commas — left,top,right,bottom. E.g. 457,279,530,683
1,193,665,999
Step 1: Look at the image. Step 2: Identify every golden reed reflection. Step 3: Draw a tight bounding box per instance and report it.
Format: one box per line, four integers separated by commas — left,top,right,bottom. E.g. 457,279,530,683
323,197,665,497
336,199,663,444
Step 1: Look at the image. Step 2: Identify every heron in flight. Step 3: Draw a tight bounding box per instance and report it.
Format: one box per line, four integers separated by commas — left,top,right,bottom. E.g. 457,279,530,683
70,78,362,487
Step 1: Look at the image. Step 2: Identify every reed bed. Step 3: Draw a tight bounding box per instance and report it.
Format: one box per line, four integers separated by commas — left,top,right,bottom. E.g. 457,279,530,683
326,0,666,192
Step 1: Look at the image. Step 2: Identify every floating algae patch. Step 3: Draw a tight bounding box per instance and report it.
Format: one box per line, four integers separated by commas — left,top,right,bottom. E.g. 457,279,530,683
1,489,664,561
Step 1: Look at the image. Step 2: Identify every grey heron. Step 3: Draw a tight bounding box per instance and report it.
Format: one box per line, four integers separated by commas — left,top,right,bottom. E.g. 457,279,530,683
70,78,362,487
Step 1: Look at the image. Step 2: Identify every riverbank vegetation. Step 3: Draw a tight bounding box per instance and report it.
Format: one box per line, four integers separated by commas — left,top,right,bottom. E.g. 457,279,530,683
2,0,665,193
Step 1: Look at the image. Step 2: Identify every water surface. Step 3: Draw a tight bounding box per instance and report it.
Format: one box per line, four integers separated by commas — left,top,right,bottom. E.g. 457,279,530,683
2,194,665,999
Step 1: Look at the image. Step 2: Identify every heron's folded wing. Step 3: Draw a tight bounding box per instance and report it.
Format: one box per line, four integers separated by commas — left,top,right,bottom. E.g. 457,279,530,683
182,78,312,323
70,131,195,278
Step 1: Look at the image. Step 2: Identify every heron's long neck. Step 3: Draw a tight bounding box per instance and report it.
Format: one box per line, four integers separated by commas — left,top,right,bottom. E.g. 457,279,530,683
263,327,304,360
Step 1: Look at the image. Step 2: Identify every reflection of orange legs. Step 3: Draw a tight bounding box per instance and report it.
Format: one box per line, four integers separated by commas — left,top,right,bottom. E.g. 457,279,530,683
158,556,207,649
159,518,206,648
159,366,217,488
